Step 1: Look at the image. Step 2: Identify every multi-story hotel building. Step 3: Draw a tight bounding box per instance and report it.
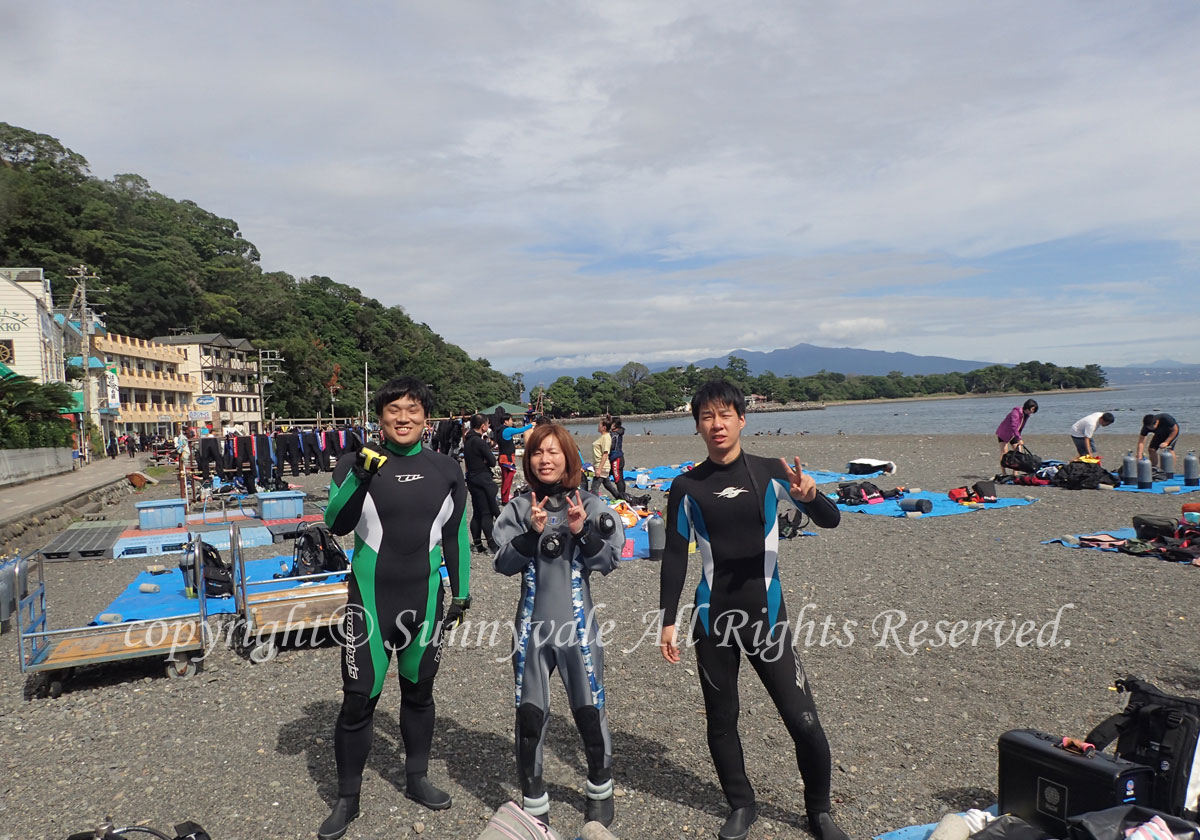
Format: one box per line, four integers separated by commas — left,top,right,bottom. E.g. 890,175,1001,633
150,333,263,433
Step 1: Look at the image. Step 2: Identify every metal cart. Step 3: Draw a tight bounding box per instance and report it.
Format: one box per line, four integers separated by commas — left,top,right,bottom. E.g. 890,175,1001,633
228,520,349,663
16,531,215,698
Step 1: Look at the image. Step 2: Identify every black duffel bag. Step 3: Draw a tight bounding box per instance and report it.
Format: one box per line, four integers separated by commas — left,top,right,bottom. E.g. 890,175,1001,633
1068,805,1200,840
1001,448,1043,474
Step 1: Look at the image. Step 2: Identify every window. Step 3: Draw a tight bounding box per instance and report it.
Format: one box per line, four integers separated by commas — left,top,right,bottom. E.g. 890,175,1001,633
0,340,12,364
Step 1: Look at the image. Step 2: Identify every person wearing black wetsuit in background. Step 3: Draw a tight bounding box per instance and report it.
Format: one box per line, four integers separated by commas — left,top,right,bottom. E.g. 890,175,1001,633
463,413,501,553
608,416,627,500
659,380,849,840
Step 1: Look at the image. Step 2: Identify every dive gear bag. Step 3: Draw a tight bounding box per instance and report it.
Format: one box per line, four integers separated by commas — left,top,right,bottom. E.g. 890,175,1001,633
1085,677,1200,819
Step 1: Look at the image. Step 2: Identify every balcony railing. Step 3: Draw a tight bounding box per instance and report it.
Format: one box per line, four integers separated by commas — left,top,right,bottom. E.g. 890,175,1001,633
115,368,193,388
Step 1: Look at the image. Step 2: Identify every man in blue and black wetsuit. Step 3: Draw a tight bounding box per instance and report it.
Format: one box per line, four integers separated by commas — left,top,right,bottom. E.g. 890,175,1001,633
658,380,849,840
317,376,471,840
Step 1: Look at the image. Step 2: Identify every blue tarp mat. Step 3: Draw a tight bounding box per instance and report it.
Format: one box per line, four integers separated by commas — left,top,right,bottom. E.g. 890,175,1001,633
91,553,365,625
627,462,695,491
807,468,885,484
874,806,998,840
1042,528,1136,551
627,462,881,491
619,514,814,559
834,490,1035,518
1114,479,1200,495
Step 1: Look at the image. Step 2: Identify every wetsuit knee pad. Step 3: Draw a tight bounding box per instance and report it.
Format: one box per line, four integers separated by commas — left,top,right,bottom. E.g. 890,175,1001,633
400,676,435,711
517,703,547,760
338,692,381,730
572,706,610,782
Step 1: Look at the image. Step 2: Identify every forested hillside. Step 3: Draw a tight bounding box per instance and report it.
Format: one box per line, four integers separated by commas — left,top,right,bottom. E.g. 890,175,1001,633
0,123,514,416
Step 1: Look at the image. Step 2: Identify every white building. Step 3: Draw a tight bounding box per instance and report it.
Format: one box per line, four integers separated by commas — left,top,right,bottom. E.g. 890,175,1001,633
0,268,66,385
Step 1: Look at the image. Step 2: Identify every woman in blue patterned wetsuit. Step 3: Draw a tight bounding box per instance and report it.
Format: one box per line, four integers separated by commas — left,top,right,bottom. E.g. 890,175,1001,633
493,423,625,828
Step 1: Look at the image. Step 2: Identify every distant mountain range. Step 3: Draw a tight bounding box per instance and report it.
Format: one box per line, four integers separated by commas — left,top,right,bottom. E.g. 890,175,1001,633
516,344,1200,389
1102,360,1200,385
517,342,999,385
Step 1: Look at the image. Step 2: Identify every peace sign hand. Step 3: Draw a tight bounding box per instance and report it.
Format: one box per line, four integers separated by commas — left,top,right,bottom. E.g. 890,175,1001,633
528,493,549,533
567,490,588,535
781,457,817,503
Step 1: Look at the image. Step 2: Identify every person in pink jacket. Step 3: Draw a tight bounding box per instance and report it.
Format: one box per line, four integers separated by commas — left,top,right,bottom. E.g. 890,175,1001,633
996,399,1038,473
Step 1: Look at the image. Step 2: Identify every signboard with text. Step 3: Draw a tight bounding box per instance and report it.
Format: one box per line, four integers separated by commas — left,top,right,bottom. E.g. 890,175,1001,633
188,410,212,421
105,370,120,410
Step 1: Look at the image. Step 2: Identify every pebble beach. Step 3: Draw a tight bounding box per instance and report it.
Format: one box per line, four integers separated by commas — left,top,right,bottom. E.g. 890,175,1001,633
1,432,1197,840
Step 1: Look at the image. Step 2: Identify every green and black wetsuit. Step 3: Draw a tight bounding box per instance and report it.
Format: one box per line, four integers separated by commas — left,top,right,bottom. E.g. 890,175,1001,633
324,438,470,796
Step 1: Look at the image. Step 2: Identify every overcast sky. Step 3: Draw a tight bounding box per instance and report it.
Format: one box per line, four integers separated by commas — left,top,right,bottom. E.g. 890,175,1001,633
3,1,1198,374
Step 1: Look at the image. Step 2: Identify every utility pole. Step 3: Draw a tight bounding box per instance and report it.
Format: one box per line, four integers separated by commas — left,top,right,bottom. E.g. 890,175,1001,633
65,264,100,464
363,361,368,429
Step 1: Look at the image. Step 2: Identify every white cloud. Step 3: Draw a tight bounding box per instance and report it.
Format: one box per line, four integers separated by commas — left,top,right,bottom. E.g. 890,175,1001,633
2,1,1198,372
818,318,891,340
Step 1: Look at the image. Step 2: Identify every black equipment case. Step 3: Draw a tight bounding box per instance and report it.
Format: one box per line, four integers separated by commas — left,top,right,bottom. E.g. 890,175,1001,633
999,729,1153,835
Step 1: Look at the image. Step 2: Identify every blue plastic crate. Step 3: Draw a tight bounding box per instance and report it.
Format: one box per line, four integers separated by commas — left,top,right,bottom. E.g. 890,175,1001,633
258,491,305,520
136,499,187,531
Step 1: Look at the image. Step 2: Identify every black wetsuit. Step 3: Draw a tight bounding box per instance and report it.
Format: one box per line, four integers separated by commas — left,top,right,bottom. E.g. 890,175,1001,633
324,439,470,797
660,452,841,817
463,429,500,547
608,427,626,499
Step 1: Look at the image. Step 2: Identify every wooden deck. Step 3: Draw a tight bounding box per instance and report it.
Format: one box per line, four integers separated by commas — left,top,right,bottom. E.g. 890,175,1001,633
246,582,347,630
32,619,204,670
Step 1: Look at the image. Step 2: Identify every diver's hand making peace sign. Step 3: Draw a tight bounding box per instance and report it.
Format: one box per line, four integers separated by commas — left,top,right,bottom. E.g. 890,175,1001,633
528,493,549,533
780,457,818,503
566,490,588,534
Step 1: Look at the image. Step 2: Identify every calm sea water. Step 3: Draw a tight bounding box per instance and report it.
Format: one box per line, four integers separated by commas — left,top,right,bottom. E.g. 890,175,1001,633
609,382,1200,439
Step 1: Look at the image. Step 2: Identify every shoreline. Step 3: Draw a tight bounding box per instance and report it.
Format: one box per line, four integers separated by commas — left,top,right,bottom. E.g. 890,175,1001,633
559,385,1118,426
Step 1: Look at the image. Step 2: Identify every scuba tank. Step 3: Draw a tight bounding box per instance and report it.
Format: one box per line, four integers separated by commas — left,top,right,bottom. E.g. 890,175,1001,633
1185,451,1200,487
1160,448,1176,479
1137,457,1153,490
647,513,666,561
1121,451,1138,485
898,497,933,513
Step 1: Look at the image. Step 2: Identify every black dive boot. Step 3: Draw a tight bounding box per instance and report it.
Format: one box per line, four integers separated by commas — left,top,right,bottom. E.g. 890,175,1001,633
718,803,758,840
810,812,850,840
405,773,452,810
317,795,359,840
584,777,615,826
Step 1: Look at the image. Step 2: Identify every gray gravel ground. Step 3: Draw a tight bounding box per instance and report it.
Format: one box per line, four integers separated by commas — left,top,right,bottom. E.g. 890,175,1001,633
1,433,1198,840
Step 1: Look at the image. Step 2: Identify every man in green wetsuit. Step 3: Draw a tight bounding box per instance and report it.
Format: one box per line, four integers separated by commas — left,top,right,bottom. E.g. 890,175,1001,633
317,376,471,840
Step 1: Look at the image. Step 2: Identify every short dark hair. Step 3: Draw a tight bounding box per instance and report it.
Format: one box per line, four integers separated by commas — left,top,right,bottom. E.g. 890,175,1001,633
1100,412,1115,424
469,413,488,430
611,416,623,430
373,376,434,417
1023,399,1039,412
1142,413,1158,428
691,380,745,423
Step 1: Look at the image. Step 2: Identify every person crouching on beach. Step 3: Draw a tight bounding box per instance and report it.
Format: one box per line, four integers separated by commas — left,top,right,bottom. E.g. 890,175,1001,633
996,399,1038,474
